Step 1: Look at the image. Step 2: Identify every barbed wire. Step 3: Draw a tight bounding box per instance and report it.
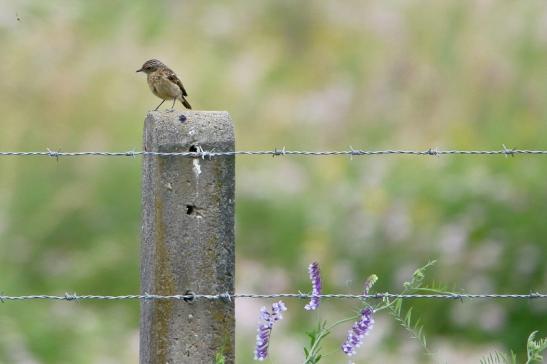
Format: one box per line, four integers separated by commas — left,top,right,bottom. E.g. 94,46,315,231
1,292,545,303
1,146,547,159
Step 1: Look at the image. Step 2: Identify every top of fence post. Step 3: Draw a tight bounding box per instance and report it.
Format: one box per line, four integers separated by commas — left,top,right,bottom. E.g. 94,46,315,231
140,110,235,364
142,110,234,151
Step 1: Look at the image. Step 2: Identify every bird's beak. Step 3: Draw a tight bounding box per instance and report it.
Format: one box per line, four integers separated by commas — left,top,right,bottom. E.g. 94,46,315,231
136,68,143,73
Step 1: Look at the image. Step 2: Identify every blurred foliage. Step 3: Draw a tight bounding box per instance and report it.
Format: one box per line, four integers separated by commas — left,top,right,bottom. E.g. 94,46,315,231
1,0,547,363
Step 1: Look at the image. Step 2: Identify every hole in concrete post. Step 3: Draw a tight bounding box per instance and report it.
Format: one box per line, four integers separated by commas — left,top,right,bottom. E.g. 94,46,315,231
189,145,198,152
186,205,195,215
185,204,203,217
183,290,195,302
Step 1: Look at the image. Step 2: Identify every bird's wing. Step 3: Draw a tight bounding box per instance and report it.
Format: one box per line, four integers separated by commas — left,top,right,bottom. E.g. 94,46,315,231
166,69,188,96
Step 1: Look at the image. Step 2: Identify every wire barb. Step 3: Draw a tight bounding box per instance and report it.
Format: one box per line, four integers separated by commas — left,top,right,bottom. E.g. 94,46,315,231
46,148,60,161
64,292,78,301
194,145,207,160
427,147,439,156
219,292,232,302
349,146,358,160
502,144,515,158
272,146,286,157
125,150,137,158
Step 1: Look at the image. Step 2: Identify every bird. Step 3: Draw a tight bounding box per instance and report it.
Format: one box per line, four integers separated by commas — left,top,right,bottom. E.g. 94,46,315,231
136,59,192,110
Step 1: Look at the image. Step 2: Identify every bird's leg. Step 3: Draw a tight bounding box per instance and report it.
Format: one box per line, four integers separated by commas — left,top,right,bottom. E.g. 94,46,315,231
154,99,166,111
169,98,176,112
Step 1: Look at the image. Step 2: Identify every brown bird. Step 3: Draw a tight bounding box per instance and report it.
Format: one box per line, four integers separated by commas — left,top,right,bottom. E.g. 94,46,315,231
137,59,192,110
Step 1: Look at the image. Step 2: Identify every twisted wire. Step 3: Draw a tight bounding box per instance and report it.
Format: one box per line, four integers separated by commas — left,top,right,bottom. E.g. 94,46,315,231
1,147,547,159
0,292,545,303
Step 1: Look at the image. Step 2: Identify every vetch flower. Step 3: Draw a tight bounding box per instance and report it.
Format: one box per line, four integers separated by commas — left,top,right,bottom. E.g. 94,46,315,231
254,301,287,361
270,301,286,321
255,320,271,361
341,307,375,356
305,262,322,310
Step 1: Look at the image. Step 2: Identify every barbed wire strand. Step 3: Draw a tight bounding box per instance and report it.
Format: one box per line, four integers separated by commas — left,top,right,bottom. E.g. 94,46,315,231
0,292,545,303
1,147,547,159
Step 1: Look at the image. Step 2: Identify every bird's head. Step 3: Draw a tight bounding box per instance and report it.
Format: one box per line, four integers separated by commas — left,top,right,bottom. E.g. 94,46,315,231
136,59,165,74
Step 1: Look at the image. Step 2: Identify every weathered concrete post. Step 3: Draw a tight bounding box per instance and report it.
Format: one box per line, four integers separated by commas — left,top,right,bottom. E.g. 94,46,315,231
140,111,235,364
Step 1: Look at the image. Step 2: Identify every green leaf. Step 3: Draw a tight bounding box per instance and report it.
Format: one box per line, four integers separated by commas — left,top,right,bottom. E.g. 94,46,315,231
479,351,513,364
303,321,331,364
526,331,547,363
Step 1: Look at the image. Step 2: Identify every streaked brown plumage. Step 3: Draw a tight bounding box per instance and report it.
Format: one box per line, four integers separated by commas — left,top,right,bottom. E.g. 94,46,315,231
137,59,192,110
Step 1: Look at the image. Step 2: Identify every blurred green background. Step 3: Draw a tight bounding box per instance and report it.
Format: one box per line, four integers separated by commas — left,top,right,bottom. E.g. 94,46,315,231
1,1,546,363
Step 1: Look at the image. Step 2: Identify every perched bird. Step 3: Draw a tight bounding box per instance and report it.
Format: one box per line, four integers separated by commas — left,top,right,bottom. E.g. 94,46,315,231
137,59,192,110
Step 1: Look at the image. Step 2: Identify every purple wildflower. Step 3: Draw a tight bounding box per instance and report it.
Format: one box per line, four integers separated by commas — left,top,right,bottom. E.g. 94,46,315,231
305,262,322,311
341,307,375,356
254,301,287,361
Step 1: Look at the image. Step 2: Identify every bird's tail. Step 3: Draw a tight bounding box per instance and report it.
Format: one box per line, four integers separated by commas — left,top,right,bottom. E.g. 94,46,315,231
179,96,192,109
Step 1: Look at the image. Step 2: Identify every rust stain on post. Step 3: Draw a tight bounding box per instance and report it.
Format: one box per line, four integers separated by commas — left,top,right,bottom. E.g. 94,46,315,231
140,110,235,364
150,195,174,364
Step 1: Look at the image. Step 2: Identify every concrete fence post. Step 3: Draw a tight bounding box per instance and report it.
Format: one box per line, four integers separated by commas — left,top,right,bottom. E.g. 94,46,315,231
140,111,235,364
